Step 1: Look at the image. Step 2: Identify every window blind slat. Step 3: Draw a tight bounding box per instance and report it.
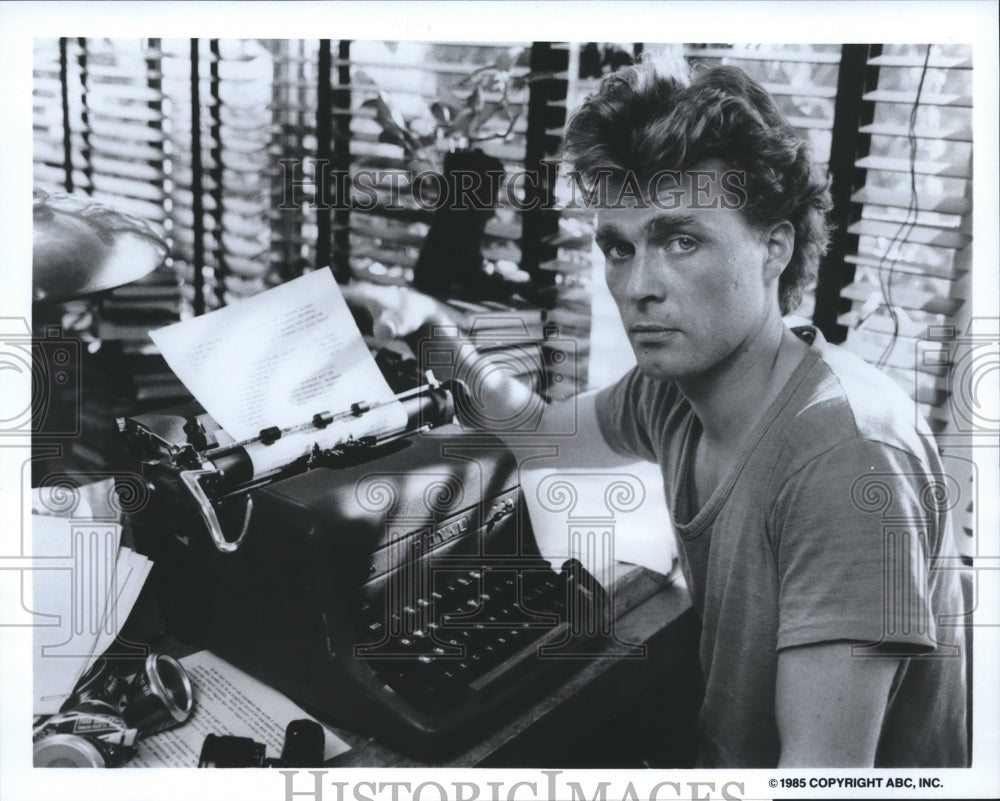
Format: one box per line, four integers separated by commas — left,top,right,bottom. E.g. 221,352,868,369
89,172,167,204
88,154,165,182
858,121,973,142
83,135,166,163
847,218,971,250
33,142,65,164
844,252,968,281
862,88,972,108
841,280,963,317
339,58,533,77
867,54,972,69
851,186,971,215
855,155,971,180
87,82,164,103
86,117,169,144
760,82,838,99
684,46,841,64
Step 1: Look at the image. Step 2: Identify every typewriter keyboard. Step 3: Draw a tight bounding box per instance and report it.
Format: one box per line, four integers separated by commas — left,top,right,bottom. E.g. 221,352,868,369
354,563,585,710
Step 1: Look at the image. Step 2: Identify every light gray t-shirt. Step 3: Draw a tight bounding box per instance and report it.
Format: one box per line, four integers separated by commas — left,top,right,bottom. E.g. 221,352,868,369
596,327,967,767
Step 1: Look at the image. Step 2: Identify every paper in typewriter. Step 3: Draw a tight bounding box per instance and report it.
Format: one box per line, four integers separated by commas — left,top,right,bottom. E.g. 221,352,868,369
149,269,407,477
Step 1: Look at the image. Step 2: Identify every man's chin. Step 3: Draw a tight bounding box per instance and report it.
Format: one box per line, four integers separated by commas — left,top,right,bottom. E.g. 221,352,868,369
633,356,696,383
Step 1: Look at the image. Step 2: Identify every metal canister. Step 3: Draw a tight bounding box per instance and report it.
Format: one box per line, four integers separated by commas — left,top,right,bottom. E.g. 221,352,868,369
33,700,139,767
123,653,194,736
33,734,107,767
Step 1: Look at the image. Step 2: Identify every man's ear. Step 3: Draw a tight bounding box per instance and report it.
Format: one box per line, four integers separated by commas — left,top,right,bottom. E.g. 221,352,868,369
763,220,795,283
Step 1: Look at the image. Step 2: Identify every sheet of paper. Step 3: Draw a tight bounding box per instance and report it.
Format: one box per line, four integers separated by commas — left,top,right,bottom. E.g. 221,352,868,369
520,459,678,585
131,650,351,767
32,513,106,713
86,547,153,674
32,515,152,713
149,269,405,444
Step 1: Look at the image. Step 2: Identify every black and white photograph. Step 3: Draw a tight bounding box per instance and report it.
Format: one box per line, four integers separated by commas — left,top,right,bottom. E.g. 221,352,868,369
1,2,998,800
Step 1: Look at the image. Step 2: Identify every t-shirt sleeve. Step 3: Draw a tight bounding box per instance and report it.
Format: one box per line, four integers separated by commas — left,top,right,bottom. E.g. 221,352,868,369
771,438,943,655
594,367,661,463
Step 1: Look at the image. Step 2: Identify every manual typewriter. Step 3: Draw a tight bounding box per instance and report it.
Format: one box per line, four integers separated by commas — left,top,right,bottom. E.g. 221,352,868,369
119,352,656,759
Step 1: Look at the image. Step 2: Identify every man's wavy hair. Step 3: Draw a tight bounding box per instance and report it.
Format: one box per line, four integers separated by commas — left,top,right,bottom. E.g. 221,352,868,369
562,62,832,315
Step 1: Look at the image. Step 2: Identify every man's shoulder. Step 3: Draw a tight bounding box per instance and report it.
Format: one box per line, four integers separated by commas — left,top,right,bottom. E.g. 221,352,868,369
785,327,931,461
594,366,688,462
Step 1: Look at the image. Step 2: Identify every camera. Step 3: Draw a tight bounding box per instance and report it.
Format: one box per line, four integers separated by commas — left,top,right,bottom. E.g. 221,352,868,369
0,322,81,438
418,321,580,436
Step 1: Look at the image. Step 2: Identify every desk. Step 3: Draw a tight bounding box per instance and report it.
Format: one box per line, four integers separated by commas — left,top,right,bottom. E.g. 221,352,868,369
111,563,699,768
323,575,698,768
127,543,698,769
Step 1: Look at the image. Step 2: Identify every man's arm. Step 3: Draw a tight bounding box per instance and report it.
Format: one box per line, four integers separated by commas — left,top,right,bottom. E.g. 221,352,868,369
775,642,899,767
430,331,637,468
342,281,634,467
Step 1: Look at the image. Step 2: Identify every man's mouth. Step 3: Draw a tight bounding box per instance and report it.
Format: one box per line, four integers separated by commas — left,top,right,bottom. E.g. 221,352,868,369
629,324,679,343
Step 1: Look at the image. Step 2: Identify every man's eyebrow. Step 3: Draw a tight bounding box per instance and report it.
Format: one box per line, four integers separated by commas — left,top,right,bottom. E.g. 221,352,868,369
594,223,623,243
594,214,700,244
643,214,699,237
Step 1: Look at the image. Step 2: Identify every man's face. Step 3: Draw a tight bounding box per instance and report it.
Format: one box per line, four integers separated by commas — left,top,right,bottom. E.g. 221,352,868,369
595,164,786,383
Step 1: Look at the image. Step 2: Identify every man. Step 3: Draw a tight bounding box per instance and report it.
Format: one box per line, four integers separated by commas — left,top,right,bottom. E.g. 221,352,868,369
348,63,967,768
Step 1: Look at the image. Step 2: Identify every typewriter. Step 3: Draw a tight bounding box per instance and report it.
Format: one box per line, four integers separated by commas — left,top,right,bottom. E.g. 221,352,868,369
120,354,656,760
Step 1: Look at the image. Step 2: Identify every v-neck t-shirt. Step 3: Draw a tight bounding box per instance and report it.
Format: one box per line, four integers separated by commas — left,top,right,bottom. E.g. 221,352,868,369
595,326,967,767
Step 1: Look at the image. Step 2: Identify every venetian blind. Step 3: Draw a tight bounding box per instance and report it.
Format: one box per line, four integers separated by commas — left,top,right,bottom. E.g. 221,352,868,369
834,44,973,432
32,38,586,407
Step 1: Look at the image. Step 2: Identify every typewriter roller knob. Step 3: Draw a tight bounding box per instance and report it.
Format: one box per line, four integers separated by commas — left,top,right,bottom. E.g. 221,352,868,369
259,426,282,445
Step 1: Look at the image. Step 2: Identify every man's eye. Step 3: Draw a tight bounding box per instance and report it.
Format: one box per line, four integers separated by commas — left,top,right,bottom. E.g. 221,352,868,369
604,243,633,261
667,236,697,254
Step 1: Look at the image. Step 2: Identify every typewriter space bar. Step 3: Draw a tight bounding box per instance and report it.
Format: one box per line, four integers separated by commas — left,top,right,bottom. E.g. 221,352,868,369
467,623,575,701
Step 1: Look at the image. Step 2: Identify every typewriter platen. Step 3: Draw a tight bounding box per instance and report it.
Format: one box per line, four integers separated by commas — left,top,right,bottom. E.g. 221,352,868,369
120,354,643,760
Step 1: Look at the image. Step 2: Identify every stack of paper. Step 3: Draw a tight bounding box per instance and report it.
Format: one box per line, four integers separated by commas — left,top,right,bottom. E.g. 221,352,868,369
32,495,153,714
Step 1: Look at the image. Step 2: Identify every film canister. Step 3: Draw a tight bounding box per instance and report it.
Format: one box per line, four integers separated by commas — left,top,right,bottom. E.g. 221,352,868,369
33,734,107,768
123,653,194,736
33,701,139,767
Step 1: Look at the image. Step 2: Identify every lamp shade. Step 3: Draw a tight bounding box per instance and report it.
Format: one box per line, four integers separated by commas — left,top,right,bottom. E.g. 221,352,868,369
33,190,169,303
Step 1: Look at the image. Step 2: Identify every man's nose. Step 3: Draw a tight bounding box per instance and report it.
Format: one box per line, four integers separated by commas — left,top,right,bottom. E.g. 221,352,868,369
626,247,666,303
